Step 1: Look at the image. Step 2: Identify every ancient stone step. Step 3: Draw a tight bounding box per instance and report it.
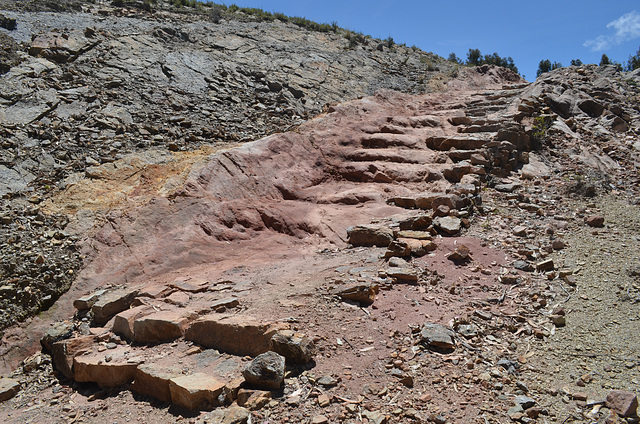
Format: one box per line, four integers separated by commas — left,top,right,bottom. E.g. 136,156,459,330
169,373,227,410
344,148,436,164
132,363,180,403
426,135,490,151
51,335,97,379
457,124,501,133
442,162,485,182
90,287,140,325
73,345,142,387
407,114,442,128
185,314,289,357
359,133,425,149
132,310,191,344
335,161,440,183
73,289,108,311
447,148,488,163
112,305,155,341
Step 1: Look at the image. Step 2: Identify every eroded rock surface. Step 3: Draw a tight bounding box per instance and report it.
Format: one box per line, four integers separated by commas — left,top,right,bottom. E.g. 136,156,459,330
1,3,640,424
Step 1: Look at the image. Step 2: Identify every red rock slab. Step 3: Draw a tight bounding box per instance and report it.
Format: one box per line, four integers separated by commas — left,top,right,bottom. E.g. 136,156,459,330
132,310,190,344
73,346,142,387
91,287,139,325
112,305,155,341
168,373,226,410
185,314,289,357
51,335,96,379
132,363,181,403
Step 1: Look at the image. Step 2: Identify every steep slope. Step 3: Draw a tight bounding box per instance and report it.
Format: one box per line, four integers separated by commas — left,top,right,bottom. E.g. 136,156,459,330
0,1,453,331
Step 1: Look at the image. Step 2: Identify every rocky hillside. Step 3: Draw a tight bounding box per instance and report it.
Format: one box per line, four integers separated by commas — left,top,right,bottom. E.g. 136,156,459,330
0,0,453,331
1,2,640,424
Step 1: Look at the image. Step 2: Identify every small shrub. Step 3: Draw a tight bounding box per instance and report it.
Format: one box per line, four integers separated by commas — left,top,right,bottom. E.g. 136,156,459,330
536,59,562,77
626,47,640,71
385,36,394,49
210,4,224,23
531,115,554,150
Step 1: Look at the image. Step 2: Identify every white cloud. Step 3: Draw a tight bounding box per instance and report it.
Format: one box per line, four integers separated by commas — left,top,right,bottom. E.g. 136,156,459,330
584,35,609,51
584,10,640,51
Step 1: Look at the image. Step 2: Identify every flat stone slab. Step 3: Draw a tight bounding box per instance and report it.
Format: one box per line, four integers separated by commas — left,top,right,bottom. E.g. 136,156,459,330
132,363,181,403
112,305,154,341
433,216,462,235
51,335,97,379
74,346,142,387
386,268,419,283
169,373,226,410
91,287,139,324
185,314,288,357
133,310,190,344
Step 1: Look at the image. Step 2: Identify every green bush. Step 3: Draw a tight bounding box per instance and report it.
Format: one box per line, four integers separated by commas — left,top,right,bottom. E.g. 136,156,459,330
448,52,462,64
536,59,562,77
531,115,554,150
385,36,394,49
465,48,518,73
626,47,640,71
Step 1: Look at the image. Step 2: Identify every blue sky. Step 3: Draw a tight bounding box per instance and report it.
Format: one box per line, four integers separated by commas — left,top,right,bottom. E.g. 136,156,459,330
224,0,640,81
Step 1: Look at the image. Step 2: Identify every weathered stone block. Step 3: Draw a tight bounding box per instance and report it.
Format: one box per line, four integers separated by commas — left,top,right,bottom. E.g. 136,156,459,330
169,373,226,410
185,314,288,357
132,363,180,403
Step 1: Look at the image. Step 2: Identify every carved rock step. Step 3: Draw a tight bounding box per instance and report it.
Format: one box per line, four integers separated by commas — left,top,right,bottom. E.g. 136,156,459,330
344,148,438,164
390,192,468,211
74,345,142,387
129,343,244,408
426,135,491,151
457,124,501,133
359,133,426,149
89,287,139,325
185,314,289,357
335,161,442,183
